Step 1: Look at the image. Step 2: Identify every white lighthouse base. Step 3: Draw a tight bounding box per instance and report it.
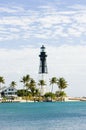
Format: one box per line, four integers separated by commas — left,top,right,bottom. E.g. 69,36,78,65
40,85,46,96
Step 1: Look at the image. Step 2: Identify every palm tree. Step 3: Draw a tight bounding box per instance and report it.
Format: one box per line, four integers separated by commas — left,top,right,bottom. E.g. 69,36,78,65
38,79,46,95
26,79,38,101
20,76,26,87
0,76,5,89
28,79,36,95
25,75,30,83
20,74,30,99
20,74,30,89
50,77,57,93
10,81,17,88
9,81,17,101
44,92,56,101
57,77,68,91
55,91,67,101
35,88,40,97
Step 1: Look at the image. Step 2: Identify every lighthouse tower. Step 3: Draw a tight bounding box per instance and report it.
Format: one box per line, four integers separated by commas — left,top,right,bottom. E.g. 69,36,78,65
39,45,48,95
39,45,48,74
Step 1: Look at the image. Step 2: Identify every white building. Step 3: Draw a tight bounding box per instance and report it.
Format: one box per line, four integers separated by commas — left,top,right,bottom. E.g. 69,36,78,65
1,86,17,99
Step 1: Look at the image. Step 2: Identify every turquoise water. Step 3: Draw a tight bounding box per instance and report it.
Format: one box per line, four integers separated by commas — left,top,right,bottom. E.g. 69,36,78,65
0,102,86,130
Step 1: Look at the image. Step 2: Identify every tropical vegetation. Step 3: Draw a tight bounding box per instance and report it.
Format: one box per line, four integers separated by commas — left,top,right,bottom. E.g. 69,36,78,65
38,79,46,95
10,81,17,88
50,77,57,93
0,76,5,89
0,74,68,102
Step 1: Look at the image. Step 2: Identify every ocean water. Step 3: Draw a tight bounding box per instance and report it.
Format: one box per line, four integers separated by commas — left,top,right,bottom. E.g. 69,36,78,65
0,102,86,130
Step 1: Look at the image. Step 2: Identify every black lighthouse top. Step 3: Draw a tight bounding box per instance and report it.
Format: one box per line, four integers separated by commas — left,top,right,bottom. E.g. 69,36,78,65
39,45,48,74
41,45,45,52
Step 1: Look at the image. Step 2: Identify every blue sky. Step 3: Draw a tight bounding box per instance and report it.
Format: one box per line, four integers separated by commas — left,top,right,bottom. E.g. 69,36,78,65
0,0,86,48
0,0,86,97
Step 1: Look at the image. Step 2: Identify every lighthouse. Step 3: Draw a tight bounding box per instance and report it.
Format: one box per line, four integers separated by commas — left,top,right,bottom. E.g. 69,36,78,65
39,45,48,95
39,45,48,75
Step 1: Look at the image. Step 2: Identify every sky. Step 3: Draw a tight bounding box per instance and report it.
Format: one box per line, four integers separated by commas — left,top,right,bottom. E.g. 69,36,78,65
0,0,86,97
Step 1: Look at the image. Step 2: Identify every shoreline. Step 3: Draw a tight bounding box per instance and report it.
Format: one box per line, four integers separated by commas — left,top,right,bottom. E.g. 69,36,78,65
0,97,86,103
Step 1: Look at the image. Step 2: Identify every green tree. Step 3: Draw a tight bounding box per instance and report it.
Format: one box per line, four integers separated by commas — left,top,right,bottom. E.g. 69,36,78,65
20,74,30,89
0,76,5,89
57,77,68,91
28,79,36,96
17,89,31,97
50,77,57,93
20,76,26,88
38,79,46,95
44,92,56,101
20,74,30,98
10,81,17,88
25,75,30,83
35,88,40,97
55,91,67,101
26,79,40,101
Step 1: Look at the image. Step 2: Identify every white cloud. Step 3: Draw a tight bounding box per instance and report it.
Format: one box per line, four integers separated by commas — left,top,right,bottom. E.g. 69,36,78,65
0,4,86,41
0,6,24,13
68,28,82,37
47,45,86,96
0,46,39,87
75,13,86,24
70,4,86,10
